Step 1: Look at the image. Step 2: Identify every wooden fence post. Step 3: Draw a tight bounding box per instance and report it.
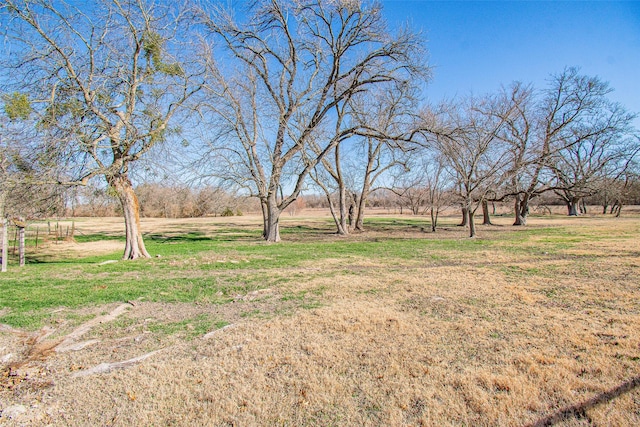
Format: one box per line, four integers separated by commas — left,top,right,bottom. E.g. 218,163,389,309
14,218,26,267
18,224,25,267
1,218,7,273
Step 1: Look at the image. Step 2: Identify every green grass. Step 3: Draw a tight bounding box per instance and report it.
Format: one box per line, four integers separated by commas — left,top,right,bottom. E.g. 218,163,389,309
146,315,228,340
1,216,635,329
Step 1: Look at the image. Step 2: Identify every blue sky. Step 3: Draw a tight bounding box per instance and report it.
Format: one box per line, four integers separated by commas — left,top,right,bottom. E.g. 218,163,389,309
382,0,640,123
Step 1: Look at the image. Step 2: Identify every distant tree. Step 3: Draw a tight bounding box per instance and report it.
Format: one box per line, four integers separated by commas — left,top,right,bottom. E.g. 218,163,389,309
348,82,420,231
2,0,204,259
549,115,638,216
420,95,514,237
389,149,452,231
199,0,426,242
495,69,638,223
422,153,452,232
311,82,418,234
594,167,640,217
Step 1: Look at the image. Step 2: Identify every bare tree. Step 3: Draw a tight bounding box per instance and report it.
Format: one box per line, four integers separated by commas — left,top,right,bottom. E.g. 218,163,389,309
311,81,417,234
1,0,204,259
389,148,452,231
550,126,639,216
420,96,513,237
595,166,640,217
199,0,425,242
422,153,452,232
496,69,638,223
348,82,419,231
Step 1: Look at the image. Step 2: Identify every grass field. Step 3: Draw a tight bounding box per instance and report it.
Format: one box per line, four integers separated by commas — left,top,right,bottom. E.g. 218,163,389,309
1,213,639,425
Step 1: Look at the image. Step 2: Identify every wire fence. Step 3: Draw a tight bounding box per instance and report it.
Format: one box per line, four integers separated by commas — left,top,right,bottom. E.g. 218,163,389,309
1,220,77,268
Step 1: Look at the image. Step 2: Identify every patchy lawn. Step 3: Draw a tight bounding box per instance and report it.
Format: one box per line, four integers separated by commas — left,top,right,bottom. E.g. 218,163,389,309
1,214,639,425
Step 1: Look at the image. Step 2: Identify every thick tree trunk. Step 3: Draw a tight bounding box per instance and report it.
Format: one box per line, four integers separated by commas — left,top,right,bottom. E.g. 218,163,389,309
348,203,355,227
109,175,150,260
567,198,579,216
468,209,476,238
481,200,492,225
513,197,524,226
458,207,468,227
513,194,530,226
264,195,281,242
327,194,348,235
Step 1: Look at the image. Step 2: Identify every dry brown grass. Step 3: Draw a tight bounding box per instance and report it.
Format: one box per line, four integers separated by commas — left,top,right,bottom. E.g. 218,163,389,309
1,214,639,426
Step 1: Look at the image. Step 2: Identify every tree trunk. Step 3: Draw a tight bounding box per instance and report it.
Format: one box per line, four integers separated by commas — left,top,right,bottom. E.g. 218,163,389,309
260,199,269,239
458,207,468,227
468,208,476,238
327,193,348,235
430,207,438,232
337,184,349,235
109,174,150,260
481,200,492,225
354,193,366,232
567,198,579,216
513,197,524,226
581,199,587,214
348,203,355,227
264,195,281,242
615,202,623,218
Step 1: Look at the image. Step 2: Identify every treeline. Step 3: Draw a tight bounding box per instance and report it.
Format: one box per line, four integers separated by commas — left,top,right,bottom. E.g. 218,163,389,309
62,179,640,220
67,185,259,218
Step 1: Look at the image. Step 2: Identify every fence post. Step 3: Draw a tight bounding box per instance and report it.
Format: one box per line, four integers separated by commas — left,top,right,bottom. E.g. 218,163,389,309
18,221,25,267
1,218,7,273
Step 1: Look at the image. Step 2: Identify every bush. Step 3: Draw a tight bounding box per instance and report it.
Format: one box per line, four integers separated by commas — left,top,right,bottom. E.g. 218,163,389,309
221,207,234,217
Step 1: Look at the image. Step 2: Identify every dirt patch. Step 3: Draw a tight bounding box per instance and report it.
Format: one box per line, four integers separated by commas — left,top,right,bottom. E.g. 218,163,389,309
38,240,124,259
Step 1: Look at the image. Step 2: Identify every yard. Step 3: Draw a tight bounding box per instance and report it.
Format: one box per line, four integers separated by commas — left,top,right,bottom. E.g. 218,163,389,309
1,212,639,425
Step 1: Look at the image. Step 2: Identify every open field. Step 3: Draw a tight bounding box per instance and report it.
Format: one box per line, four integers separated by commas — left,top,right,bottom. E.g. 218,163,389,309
1,213,639,426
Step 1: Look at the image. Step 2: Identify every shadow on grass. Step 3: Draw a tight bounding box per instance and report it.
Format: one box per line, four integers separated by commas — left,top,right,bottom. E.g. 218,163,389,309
74,233,123,243
525,376,640,426
146,230,261,243
148,232,214,242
